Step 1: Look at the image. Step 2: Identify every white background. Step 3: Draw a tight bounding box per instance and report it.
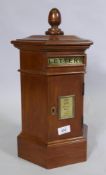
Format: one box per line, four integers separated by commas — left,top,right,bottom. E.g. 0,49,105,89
0,0,106,174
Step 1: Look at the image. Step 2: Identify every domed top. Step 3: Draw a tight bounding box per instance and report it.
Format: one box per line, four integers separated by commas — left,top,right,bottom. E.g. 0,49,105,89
45,8,64,35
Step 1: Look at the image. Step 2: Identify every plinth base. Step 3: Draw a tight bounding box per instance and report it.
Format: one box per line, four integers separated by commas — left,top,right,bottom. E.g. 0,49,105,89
17,125,87,169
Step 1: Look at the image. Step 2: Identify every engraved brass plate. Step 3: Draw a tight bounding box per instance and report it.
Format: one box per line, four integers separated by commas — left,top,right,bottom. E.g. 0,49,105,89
48,56,84,66
59,95,75,120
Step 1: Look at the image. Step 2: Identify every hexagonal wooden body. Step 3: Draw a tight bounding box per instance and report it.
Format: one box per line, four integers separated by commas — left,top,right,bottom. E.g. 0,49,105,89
11,34,92,168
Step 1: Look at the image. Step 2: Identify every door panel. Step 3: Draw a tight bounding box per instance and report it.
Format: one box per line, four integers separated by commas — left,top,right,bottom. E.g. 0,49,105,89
48,74,84,141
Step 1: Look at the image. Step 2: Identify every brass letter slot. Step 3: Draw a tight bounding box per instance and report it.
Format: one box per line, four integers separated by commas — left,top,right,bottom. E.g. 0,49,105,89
48,56,84,67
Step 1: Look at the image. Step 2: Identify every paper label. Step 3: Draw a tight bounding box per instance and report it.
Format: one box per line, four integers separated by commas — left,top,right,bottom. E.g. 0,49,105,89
58,125,71,135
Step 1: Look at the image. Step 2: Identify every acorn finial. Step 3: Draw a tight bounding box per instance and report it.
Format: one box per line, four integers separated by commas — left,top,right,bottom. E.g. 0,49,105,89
45,8,64,35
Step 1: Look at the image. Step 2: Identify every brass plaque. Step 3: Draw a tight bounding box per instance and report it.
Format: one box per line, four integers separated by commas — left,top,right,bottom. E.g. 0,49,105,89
48,56,84,66
59,95,75,120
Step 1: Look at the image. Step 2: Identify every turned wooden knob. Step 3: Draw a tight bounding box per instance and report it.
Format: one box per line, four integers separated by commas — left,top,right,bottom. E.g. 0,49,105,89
45,8,64,35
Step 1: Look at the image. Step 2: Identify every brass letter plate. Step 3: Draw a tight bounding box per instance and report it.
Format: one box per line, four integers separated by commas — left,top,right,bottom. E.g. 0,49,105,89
59,95,75,120
48,56,84,67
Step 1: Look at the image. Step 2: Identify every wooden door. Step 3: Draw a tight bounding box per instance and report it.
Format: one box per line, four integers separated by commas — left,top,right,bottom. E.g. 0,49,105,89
48,74,84,141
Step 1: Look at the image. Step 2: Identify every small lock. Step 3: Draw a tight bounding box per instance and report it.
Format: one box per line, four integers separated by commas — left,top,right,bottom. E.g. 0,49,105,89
51,106,57,116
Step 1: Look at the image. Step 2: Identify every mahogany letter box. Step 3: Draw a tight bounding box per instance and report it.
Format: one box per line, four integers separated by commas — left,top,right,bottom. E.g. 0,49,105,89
11,8,93,169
